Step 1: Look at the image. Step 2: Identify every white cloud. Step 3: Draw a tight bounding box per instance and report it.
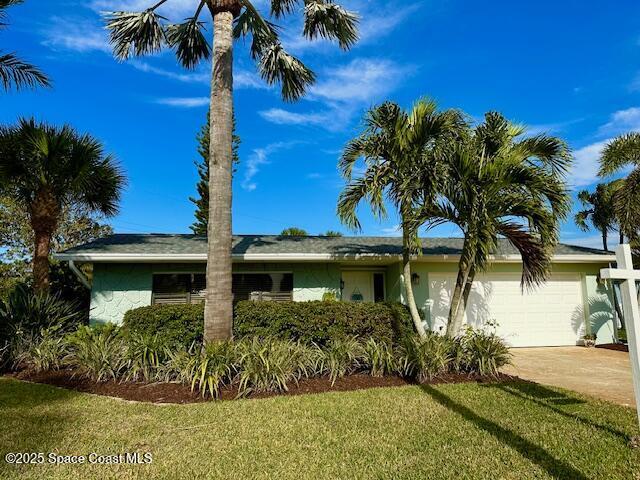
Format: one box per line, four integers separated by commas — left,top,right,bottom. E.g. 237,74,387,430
155,97,209,107
41,16,110,53
89,0,197,18
598,106,640,136
259,58,411,130
259,108,332,127
242,142,297,191
380,224,401,236
561,233,618,251
283,2,420,54
130,61,209,83
569,140,608,188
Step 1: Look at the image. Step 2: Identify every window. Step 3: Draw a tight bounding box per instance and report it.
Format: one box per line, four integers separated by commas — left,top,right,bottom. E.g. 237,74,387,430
151,273,293,305
373,273,385,303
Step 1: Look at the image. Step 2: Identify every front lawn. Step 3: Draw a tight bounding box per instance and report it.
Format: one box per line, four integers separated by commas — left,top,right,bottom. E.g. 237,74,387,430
1,378,638,479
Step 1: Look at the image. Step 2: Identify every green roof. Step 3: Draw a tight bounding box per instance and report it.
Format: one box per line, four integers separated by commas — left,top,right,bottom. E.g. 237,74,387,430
58,234,611,258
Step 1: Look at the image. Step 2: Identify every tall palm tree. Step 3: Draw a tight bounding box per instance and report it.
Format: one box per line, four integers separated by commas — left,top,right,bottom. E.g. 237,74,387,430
337,99,464,338
418,112,572,336
105,0,358,341
600,132,640,243
0,119,125,292
574,182,618,251
0,0,50,91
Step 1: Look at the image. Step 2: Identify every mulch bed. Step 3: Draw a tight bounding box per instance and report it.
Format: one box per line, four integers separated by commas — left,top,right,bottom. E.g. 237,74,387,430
596,343,629,352
6,369,515,404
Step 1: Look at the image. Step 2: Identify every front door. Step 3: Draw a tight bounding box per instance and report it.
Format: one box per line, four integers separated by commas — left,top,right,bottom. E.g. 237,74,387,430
341,271,374,302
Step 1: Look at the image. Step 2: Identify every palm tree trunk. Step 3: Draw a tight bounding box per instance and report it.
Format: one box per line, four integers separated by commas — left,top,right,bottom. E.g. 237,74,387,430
204,6,235,341
446,241,474,337
620,230,624,245
32,227,53,294
29,189,58,294
402,230,426,338
602,230,608,251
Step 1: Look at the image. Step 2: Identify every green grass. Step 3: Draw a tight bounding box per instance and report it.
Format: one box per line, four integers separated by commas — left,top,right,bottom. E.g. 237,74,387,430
0,378,639,479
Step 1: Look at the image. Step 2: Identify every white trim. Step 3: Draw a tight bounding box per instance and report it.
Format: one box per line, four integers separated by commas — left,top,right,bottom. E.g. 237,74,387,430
54,252,616,264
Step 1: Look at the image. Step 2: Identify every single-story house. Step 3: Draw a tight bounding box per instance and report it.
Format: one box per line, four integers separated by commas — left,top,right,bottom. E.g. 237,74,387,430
55,234,620,347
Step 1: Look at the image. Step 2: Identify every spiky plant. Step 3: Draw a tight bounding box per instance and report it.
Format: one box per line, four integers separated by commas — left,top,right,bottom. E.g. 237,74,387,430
104,0,359,342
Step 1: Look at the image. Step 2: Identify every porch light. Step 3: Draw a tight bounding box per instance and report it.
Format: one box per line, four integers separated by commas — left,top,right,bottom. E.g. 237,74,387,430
411,273,420,285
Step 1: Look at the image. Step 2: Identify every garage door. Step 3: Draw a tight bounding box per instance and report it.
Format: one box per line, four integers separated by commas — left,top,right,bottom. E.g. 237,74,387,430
428,273,584,347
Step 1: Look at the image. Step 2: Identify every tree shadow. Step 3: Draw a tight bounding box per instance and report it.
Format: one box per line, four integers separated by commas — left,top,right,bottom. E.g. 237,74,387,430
484,381,630,441
419,383,590,480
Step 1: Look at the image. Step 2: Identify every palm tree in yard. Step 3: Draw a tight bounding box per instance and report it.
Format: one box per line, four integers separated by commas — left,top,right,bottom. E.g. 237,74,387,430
338,99,465,338
418,112,572,337
105,0,358,341
0,119,125,293
574,182,619,251
600,133,640,244
0,0,50,91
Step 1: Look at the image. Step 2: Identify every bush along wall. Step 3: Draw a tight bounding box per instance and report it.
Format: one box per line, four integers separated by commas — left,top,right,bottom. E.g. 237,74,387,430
234,301,413,346
123,301,414,348
122,303,205,348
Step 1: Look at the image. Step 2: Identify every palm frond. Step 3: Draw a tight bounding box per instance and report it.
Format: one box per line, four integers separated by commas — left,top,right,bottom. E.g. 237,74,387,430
105,10,167,61
303,0,359,50
258,42,315,101
497,221,551,289
516,135,572,175
234,1,280,59
600,132,640,176
270,0,299,18
0,52,50,91
614,169,640,239
166,12,210,69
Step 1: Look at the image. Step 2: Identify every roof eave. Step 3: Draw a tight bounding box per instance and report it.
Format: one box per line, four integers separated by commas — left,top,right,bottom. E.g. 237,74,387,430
53,252,617,264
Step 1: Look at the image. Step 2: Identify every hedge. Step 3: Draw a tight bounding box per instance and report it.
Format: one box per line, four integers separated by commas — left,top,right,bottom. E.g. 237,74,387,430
123,301,414,347
122,303,204,347
234,301,413,346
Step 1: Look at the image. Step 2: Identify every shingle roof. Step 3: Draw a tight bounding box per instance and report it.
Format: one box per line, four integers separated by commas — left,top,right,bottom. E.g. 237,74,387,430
58,234,611,258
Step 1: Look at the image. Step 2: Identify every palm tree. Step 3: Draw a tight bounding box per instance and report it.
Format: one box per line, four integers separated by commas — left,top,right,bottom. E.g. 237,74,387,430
574,182,618,251
0,119,125,293
418,112,572,336
0,0,50,91
105,0,358,341
600,133,640,243
337,99,464,338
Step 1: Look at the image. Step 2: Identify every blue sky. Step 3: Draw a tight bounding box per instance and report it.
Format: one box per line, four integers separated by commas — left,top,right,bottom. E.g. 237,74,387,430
3,0,640,248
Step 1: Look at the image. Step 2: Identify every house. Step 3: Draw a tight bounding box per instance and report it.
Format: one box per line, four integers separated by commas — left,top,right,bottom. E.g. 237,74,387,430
55,234,619,347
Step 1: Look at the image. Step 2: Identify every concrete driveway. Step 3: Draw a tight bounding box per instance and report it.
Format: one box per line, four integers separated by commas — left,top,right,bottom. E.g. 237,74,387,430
502,346,635,407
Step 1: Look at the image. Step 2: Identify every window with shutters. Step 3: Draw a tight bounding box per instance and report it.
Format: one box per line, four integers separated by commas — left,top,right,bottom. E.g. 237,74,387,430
151,272,293,305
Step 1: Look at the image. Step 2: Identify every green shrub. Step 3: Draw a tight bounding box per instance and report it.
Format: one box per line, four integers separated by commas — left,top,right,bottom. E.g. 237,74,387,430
461,329,511,377
236,337,313,396
363,338,395,377
396,333,451,382
234,301,413,346
314,336,363,385
122,304,204,348
13,329,69,373
124,333,169,382
66,325,126,382
186,341,236,399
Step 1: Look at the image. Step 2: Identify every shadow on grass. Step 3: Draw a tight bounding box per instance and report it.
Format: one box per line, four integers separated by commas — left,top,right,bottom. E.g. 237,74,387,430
486,381,630,441
0,378,80,475
420,384,589,480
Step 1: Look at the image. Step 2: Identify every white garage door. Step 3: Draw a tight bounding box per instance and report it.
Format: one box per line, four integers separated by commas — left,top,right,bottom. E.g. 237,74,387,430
428,273,585,347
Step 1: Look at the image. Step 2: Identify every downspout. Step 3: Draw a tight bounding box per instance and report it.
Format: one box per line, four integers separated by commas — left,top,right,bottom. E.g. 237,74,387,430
69,260,91,289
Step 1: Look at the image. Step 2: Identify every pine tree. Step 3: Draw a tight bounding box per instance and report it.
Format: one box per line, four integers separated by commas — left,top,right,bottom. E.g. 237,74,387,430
190,113,240,235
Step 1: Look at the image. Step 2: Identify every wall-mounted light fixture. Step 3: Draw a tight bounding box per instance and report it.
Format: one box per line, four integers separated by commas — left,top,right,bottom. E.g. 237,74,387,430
411,273,420,285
